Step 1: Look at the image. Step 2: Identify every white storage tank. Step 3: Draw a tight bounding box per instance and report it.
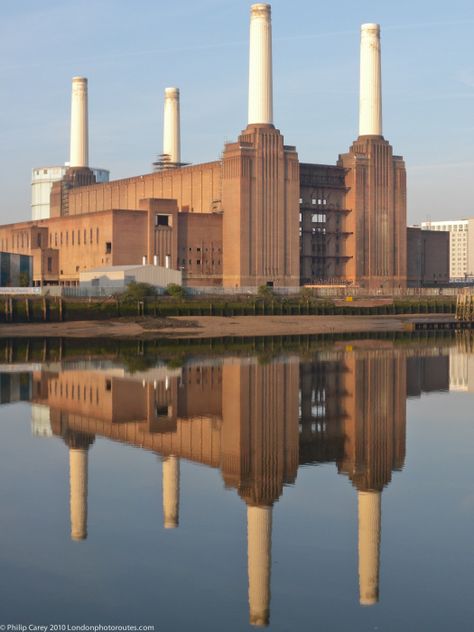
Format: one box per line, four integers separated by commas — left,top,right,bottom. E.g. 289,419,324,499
31,165,109,220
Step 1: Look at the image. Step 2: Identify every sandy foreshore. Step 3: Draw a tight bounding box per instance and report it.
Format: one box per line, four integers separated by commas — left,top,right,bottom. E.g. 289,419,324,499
0,313,454,339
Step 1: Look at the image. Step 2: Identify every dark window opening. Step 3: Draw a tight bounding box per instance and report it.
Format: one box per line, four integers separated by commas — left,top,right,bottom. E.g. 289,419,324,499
105,242,112,254
156,214,170,227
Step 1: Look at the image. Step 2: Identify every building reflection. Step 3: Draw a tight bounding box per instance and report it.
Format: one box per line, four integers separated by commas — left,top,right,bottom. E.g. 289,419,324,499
0,344,452,625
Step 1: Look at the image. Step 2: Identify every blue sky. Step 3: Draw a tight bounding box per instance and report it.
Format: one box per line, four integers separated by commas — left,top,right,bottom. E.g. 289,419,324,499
1,0,473,225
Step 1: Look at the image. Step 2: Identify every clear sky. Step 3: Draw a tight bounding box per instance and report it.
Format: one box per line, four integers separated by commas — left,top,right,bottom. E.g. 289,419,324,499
1,0,473,225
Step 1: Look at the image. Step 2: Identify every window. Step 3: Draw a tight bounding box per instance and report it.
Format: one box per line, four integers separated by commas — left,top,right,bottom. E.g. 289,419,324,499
196,259,201,265
72,232,75,246
84,229,87,244
47,257,52,273
37,234,41,247
96,228,99,244
78,230,80,245
105,242,112,254
156,214,170,227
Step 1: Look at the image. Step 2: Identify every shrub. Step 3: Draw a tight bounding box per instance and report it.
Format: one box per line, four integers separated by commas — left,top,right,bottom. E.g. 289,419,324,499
120,281,157,301
258,285,275,300
166,283,185,299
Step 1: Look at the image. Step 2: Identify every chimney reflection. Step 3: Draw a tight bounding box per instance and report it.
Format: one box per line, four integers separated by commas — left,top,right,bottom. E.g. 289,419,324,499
64,430,94,541
162,455,180,529
0,342,453,619
337,349,407,606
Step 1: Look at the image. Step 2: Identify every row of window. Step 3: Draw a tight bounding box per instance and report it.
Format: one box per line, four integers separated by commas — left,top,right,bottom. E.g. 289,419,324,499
180,246,222,253
181,259,221,266
300,198,328,206
49,380,101,405
431,224,467,232
49,227,101,248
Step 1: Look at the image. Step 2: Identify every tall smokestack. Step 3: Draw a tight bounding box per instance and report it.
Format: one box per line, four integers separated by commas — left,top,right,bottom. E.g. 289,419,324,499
359,24,382,137
248,4,273,126
162,455,180,529
247,505,272,627
69,76,89,168
69,447,88,540
358,491,381,606
163,87,181,165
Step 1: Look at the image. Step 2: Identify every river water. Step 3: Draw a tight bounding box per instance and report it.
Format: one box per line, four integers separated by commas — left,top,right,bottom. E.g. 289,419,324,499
0,335,473,631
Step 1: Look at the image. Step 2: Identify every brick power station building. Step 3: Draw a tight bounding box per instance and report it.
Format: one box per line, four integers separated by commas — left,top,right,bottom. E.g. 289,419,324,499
0,5,408,290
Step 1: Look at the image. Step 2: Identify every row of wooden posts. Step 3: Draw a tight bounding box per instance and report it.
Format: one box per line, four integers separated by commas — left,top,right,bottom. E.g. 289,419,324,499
3,297,63,322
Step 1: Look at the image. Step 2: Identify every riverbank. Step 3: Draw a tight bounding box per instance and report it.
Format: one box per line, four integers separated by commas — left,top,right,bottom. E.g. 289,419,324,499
0,313,455,339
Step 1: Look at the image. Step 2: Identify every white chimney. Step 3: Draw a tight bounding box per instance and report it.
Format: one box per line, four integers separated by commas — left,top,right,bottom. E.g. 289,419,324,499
142,255,147,266
165,254,171,269
163,87,181,164
358,490,381,606
153,254,158,266
69,448,88,540
247,505,272,626
162,455,180,529
69,77,89,167
359,24,382,136
248,4,273,125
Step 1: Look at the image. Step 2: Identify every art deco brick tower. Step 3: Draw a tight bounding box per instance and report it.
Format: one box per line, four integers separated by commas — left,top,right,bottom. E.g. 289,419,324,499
222,4,300,288
338,24,407,289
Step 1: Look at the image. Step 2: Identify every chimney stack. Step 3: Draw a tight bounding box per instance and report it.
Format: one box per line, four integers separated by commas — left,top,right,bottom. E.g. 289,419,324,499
69,447,88,540
162,455,180,529
247,505,272,626
69,77,89,168
358,491,381,606
248,4,273,126
163,87,181,165
359,24,382,137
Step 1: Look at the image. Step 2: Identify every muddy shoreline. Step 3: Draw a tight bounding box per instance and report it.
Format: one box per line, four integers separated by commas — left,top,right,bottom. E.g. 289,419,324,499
0,313,454,339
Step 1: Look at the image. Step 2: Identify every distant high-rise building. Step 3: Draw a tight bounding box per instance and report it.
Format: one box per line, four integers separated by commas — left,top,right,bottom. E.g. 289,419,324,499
421,218,474,281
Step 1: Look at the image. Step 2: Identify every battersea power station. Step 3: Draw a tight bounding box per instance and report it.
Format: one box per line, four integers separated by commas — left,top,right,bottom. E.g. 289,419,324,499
0,4,407,290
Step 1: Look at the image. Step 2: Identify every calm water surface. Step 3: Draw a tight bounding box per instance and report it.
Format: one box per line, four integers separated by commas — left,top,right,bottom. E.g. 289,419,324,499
0,337,473,631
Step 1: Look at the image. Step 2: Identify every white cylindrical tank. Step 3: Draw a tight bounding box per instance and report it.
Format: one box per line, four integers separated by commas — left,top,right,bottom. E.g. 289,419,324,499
31,166,109,220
